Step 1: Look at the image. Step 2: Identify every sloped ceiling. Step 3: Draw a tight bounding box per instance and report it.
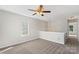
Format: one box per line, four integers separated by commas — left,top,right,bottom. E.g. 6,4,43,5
0,5,79,21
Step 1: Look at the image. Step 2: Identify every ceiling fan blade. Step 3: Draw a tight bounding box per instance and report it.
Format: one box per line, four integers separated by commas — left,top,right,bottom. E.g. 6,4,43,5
28,9,36,11
43,11,51,13
33,13,37,15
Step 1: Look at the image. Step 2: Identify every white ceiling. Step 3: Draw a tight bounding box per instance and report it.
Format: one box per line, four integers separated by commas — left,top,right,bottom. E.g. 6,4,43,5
0,5,79,21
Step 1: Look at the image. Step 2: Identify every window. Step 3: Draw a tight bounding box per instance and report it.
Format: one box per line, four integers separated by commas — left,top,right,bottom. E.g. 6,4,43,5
69,25,73,32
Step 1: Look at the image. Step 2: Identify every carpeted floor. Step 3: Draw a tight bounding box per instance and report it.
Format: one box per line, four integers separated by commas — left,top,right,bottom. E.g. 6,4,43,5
0,38,78,54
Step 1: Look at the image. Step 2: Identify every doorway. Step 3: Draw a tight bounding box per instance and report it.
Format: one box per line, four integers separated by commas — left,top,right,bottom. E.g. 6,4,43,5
65,18,78,53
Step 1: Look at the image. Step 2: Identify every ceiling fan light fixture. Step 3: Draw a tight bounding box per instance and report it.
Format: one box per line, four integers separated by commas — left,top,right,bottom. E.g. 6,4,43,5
28,5,51,16
36,12,40,15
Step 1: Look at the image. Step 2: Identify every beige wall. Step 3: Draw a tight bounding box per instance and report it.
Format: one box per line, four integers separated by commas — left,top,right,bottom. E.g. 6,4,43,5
28,17,48,39
36,20,48,31
48,16,67,33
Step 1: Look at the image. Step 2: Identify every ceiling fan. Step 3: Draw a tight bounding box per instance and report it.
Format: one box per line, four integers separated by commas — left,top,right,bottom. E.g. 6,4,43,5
28,5,51,16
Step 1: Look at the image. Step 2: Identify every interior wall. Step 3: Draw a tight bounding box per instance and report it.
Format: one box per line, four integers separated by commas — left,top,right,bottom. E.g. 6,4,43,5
0,10,48,48
48,16,67,33
28,18,48,40
40,31,65,44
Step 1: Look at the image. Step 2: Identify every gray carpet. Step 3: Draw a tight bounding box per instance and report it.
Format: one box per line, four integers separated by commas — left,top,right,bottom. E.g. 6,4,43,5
0,39,78,54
